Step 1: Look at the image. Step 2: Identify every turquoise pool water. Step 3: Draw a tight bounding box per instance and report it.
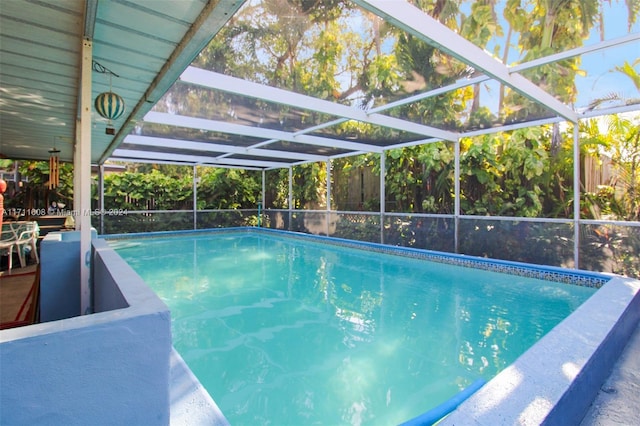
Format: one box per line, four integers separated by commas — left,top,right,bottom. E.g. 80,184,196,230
113,232,596,425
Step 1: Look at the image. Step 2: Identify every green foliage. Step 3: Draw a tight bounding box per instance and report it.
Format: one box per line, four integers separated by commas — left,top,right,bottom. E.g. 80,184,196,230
580,224,640,278
332,214,381,243
458,127,574,218
580,115,640,221
3,160,74,212
262,162,332,211
462,1,503,48
503,0,599,116
264,168,291,209
292,163,327,209
457,220,574,267
102,167,262,211
103,170,192,211
198,168,261,209
460,135,503,215
383,143,455,213
103,212,194,234
331,122,633,220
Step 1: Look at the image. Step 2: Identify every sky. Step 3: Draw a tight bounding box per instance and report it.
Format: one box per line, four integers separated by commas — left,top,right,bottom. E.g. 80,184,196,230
456,0,639,113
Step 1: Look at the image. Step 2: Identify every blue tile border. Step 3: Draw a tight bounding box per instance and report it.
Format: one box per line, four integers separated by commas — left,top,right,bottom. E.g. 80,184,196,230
103,227,610,289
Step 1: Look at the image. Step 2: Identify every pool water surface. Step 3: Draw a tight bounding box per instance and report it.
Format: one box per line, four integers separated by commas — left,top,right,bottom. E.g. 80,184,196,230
113,232,596,425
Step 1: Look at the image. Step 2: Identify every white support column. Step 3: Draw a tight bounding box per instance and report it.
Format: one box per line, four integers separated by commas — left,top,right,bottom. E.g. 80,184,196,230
288,167,293,208
573,123,580,269
73,153,80,220
193,165,198,230
326,160,331,211
99,164,104,235
288,167,293,230
261,169,266,227
262,170,266,208
326,160,331,236
380,151,386,244
78,38,93,315
454,140,460,253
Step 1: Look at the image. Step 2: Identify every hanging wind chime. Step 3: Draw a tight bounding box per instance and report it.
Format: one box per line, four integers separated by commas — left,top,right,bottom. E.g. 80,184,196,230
93,60,125,135
48,139,60,189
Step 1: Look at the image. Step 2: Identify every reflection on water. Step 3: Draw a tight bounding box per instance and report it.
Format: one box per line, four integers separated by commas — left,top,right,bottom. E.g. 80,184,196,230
114,233,595,425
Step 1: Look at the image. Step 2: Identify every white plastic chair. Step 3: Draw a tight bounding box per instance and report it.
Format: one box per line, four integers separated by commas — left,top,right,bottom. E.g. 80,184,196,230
11,222,39,268
0,227,16,270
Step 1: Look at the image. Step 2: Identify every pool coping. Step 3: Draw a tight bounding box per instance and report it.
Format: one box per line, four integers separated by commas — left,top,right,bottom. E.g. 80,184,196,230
169,348,229,426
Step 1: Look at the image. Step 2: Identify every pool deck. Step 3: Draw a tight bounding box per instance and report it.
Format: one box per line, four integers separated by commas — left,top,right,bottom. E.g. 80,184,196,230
0,265,39,329
580,322,640,426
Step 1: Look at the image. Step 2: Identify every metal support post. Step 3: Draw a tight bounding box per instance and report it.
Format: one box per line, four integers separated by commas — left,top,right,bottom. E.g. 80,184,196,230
380,151,385,244
99,164,104,235
326,160,331,236
573,123,581,269
288,167,293,230
261,169,266,227
193,165,198,230
454,140,460,253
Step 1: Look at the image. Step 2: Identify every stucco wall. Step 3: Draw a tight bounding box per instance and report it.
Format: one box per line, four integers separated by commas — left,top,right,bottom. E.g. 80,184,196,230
93,239,129,312
39,231,83,321
0,238,172,425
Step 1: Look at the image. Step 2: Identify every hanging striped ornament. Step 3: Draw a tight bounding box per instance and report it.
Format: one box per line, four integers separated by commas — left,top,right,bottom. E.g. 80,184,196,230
94,91,125,121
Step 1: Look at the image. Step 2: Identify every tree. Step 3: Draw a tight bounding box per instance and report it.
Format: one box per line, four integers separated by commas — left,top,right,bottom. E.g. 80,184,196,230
103,169,192,211
581,114,640,221
582,57,640,220
502,0,599,121
198,168,261,209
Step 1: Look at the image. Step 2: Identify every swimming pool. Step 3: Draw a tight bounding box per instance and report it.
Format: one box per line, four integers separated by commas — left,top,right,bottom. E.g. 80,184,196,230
111,229,602,425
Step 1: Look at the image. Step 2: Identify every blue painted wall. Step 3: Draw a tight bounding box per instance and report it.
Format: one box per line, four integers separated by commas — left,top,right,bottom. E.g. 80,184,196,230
0,238,171,425
40,231,97,322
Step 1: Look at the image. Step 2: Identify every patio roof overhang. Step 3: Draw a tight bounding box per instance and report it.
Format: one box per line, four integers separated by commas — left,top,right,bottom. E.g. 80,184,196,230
0,0,243,164
1,0,638,171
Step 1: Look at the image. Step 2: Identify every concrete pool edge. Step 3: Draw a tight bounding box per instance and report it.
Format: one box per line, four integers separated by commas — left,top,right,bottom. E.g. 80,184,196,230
440,275,640,425
0,237,173,425
169,348,230,426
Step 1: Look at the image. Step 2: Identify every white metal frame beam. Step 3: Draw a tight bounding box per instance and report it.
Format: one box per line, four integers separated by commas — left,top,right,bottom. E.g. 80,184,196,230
144,111,384,153
354,0,578,123
511,33,640,72
124,135,329,162
180,66,459,142
112,149,294,169
109,157,264,170
298,34,639,135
